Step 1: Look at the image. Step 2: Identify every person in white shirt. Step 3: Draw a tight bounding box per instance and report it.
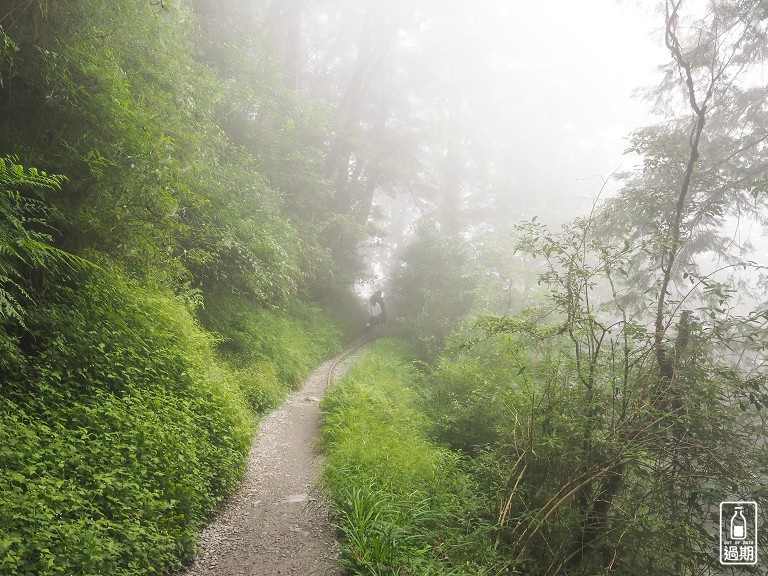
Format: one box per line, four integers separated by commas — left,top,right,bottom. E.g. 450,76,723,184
367,289,387,335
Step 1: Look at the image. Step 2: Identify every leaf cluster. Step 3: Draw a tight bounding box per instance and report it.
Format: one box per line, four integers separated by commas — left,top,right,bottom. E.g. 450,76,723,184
0,267,255,575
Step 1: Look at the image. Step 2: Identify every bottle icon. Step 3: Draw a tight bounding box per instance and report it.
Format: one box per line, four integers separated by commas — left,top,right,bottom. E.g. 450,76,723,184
731,506,747,540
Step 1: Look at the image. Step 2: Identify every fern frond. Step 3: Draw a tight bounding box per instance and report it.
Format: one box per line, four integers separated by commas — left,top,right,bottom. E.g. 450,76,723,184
0,155,93,324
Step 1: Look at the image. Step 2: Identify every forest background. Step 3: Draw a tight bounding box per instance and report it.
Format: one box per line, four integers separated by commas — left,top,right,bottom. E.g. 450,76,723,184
1,0,768,575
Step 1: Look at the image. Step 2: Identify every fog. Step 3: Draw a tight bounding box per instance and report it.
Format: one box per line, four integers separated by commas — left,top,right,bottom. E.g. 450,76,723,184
3,1,767,573
455,1,669,214
285,0,768,300
297,0,671,230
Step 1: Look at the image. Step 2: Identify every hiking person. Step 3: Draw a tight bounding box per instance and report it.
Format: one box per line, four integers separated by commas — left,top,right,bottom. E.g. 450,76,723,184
369,289,387,323
367,288,387,335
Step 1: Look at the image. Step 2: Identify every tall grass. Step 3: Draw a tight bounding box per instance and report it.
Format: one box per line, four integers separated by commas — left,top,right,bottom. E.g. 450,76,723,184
321,340,510,575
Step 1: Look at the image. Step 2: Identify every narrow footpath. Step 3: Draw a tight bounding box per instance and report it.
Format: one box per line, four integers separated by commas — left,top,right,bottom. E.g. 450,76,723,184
182,344,367,576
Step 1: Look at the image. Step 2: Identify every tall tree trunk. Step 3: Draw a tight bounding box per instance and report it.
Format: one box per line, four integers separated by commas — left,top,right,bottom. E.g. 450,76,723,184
652,3,717,569
325,1,382,215
441,136,461,235
267,0,305,91
653,0,713,387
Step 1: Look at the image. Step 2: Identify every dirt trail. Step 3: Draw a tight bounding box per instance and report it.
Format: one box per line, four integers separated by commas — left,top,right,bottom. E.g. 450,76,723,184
182,345,366,576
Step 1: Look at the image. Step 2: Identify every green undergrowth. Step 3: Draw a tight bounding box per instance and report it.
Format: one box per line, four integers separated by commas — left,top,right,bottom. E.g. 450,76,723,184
321,340,510,576
0,266,345,576
199,292,344,412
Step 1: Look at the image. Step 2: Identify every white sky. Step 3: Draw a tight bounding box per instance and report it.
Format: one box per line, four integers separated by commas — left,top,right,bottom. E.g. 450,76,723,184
480,1,670,217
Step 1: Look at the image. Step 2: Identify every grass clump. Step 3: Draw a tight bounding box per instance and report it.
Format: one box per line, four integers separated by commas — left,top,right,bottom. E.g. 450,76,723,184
321,340,510,575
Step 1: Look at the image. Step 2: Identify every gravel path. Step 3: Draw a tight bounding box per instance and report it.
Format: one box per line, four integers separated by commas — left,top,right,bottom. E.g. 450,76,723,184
181,344,366,576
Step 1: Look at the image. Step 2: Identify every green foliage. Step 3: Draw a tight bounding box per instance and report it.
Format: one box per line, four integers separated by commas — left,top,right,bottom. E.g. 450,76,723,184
0,26,18,83
317,212,370,288
325,329,765,575
186,0,349,296
176,153,305,304
442,212,768,575
422,337,526,453
0,267,255,576
431,337,605,573
0,3,355,574
0,155,96,375
0,0,314,303
390,220,480,360
321,340,512,575
0,156,66,325
199,291,343,410
0,1,369,575
2,0,199,264
374,205,768,574
331,484,409,575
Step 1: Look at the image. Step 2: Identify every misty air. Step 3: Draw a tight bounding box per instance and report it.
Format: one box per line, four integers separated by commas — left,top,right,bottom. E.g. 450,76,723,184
0,1,767,574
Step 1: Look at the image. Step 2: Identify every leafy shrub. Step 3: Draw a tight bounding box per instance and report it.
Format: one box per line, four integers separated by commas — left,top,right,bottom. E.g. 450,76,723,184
0,266,254,576
0,156,91,375
0,157,66,324
227,361,285,414
1,0,313,303
389,221,480,361
422,349,519,453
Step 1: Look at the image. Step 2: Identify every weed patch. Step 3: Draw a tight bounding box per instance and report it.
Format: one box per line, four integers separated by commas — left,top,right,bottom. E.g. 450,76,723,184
321,340,511,575
0,268,255,575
